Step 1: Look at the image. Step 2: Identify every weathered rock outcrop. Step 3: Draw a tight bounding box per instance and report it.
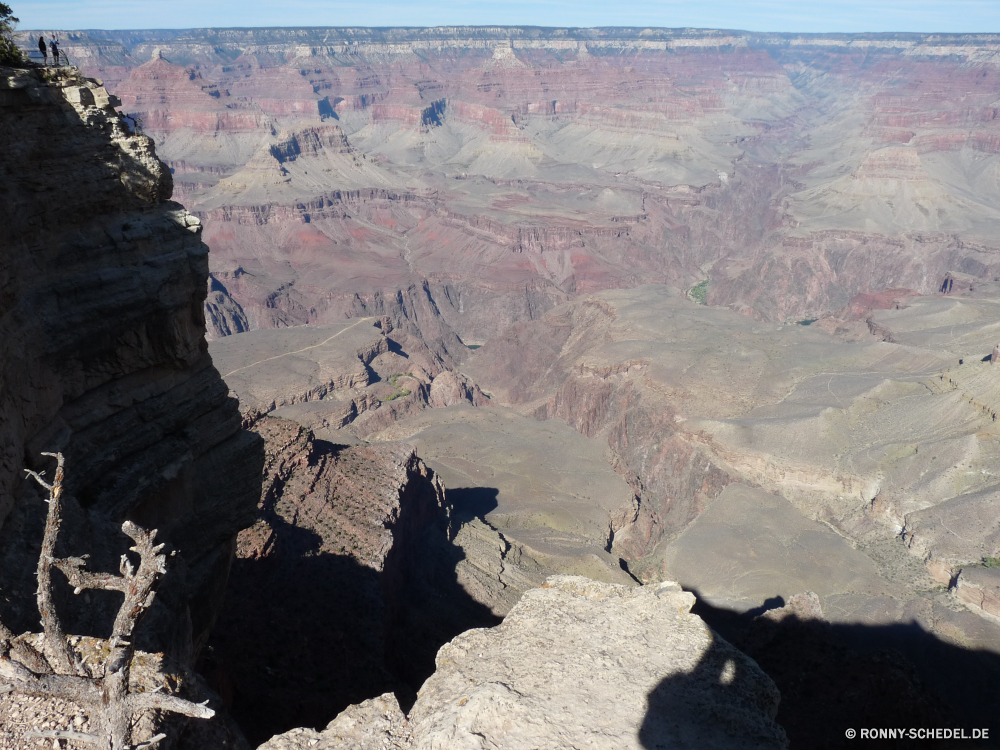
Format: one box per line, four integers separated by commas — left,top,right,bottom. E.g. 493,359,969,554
207,416,500,745
259,576,788,750
207,318,489,444
954,567,1000,621
0,65,263,670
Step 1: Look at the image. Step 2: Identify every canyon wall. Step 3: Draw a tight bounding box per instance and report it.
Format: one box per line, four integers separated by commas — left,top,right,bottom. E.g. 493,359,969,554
21,27,999,348
11,27,1000,744
463,284,1000,741
0,64,263,665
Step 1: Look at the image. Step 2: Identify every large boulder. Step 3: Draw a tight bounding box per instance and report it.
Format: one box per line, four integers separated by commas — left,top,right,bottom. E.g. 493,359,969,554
261,575,787,750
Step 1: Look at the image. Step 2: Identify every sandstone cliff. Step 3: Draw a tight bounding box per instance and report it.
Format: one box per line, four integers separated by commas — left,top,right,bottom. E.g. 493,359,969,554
259,575,788,750
0,65,263,671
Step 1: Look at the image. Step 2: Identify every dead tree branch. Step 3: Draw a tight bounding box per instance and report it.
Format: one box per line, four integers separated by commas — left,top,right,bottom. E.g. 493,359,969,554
130,692,215,719
55,555,129,594
0,452,217,749
29,450,82,676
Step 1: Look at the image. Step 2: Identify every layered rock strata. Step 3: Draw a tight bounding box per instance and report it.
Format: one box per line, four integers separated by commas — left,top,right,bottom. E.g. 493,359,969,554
207,416,501,745
28,27,1000,344
465,283,1000,737
259,576,788,750
209,316,642,620
207,318,488,440
0,65,263,670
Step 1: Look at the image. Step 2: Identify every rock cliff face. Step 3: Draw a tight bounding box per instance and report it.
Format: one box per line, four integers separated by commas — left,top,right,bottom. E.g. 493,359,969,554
209,416,500,745
206,318,488,441
0,65,263,665
259,576,788,750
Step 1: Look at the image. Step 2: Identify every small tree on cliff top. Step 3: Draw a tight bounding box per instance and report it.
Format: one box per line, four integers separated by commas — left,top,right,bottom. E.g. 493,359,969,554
0,2,26,66
0,452,215,749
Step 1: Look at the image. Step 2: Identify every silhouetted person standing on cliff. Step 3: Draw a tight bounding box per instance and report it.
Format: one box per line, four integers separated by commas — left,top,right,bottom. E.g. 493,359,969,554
37,35,46,64
49,38,58,66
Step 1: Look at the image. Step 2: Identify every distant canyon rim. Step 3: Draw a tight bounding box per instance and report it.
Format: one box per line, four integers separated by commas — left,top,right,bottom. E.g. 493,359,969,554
45,27,1000,344
12,25,1000,745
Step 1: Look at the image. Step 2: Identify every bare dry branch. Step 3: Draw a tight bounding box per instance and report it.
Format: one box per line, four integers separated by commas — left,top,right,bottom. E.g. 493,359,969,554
27,451,82,676
107,523,166,666
22,470,54,493
133,733,167,750
10,452,217,749
53,556,129,595
0,656,99,703
130,692,216,719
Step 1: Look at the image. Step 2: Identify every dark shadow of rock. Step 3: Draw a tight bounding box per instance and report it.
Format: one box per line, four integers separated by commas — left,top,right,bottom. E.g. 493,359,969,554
446,486,500,522
638,629,787,749
205,537,394,747
385,511,503,709
383,486,504,709
204,434,501,746
638,593,1000,749
385,336,409,358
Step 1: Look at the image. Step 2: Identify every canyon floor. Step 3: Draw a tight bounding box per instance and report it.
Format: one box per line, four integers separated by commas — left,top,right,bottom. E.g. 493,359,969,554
208,281,1000,745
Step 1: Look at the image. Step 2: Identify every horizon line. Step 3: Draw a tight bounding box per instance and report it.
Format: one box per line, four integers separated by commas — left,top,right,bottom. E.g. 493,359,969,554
16,25,999,37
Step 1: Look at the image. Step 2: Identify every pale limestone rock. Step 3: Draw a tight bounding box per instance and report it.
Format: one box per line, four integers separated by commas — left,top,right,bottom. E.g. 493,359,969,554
954,567,1000,620
258,694,411,750
262,576,787,750
428,369,487,408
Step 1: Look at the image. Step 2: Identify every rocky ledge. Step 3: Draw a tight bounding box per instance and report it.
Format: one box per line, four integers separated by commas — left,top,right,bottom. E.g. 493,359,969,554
261,575,788,750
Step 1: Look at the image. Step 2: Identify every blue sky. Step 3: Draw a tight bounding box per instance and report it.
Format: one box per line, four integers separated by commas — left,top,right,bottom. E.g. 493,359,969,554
13,0,1000,33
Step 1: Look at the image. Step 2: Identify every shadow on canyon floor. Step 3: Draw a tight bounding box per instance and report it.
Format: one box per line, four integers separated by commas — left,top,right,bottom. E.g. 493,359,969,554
639,593,1000,749
203,487,501,746
385,485,503,700
445,485,500,522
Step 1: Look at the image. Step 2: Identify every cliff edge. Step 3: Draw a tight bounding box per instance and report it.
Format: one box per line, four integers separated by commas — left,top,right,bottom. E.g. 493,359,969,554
0,64,263,665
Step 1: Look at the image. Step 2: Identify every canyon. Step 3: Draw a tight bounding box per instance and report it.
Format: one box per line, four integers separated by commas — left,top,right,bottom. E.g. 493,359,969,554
5,23,1000,749
45,26,1000,346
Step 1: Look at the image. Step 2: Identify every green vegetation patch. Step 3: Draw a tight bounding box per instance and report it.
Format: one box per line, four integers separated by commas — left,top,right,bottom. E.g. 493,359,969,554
983,557,1000,568
0,3,26,66
383,373,412,402
689,279,709,305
